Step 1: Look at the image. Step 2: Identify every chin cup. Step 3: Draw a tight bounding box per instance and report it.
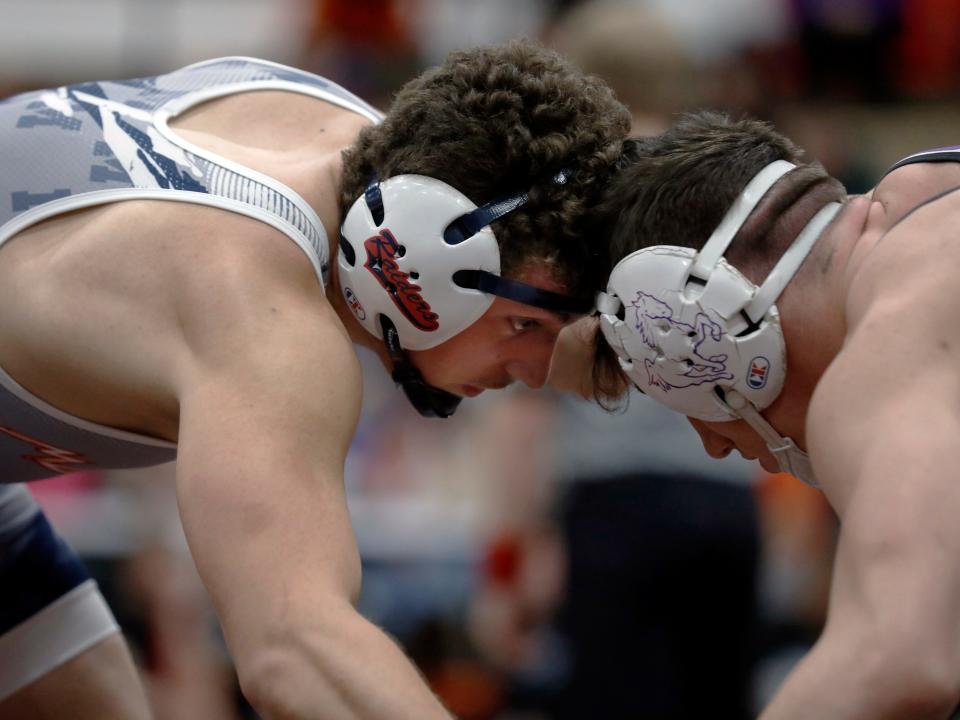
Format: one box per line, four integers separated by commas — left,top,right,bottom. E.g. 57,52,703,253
380,317,462,418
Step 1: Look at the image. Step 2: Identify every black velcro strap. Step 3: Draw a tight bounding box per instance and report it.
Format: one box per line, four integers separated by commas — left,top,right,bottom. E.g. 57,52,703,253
338,232,356,266
443,191,529,245
364,177,385,226
453,269,593,315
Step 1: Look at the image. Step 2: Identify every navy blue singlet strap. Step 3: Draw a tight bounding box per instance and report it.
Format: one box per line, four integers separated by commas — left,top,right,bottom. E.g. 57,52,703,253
884,147,960,177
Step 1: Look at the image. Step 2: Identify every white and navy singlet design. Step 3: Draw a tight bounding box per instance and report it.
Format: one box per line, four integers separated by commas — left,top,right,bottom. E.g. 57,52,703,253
0,58,383,482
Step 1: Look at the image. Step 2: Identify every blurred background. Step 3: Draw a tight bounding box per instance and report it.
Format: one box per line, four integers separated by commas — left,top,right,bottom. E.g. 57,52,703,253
7,0,960,717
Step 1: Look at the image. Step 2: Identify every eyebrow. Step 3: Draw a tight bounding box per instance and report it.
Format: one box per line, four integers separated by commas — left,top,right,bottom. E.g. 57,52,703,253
522,308,573,326
459,270,592,318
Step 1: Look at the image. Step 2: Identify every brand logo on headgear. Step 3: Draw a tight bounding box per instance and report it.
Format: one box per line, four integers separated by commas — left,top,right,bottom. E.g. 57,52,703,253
363,228,439,331
343,286,366,320
747,356,770,389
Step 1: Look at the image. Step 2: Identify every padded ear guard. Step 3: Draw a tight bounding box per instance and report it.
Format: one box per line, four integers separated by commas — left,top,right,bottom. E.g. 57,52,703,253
338,172,594,351
597,159,841,422
339,174,500,351
599,246,787,421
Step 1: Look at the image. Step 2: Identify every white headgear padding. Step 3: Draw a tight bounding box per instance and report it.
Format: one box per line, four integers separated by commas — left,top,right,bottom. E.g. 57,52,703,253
597,158,841,484
339,174,501,351
599,245,788,421
339,172,592,352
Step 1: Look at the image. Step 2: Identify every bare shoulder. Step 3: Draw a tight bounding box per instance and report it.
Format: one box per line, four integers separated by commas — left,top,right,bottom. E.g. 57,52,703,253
165,204,358,386
0,200,360,441
870,159,960,223
171,89,374,154
844,185,960,357
166,206,363,468
846,184,960,329
812,189,960,508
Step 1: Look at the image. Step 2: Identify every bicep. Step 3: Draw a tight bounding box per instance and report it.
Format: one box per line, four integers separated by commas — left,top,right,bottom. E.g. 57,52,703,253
808,328,960,672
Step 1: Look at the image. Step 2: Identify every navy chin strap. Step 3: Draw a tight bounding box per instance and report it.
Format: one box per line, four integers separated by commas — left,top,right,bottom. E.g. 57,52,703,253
380,317,462,419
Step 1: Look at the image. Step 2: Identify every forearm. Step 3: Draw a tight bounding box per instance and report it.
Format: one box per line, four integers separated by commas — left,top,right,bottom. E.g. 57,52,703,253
760,633,959,720
239,603,453,720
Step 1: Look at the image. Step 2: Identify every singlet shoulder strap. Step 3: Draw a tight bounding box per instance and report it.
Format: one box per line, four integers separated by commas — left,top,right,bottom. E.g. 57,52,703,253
883,146,960,178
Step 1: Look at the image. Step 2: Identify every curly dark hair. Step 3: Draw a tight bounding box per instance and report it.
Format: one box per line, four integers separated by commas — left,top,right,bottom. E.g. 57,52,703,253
339,39,631,299
591,111,847,404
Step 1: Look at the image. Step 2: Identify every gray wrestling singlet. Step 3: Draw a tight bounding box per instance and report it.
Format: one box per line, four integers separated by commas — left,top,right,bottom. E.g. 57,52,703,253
0,57,383,481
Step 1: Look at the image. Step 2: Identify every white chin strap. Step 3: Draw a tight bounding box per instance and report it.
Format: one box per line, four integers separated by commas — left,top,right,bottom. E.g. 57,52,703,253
724,390,818,488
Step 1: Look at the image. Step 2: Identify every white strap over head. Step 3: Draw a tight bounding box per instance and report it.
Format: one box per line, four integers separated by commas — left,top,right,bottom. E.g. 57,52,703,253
745,201,841,323
598,156,837,488
691,160,795,278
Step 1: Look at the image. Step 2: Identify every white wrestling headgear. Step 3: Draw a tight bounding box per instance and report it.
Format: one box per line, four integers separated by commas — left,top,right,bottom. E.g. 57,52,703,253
597,160,841,486
339,172,592,419
339,173,590,351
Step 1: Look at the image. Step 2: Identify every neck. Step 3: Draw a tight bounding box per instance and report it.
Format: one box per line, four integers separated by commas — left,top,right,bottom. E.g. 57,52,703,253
833,160,960,299
316,153,395,375
326,252,395,372
832,194,886,304
774,196,871,419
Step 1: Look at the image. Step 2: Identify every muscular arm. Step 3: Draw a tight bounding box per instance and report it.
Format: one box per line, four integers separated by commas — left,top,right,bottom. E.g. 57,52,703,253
761,235,960,718
171,231,452,719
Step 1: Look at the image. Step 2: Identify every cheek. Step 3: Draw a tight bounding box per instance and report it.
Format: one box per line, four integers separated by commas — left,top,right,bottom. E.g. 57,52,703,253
705,419,758,448
413,335,493,384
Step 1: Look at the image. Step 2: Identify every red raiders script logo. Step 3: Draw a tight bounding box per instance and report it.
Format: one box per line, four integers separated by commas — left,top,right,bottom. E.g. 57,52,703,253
0,424,93,474
747,356,771,390
363,229,439,331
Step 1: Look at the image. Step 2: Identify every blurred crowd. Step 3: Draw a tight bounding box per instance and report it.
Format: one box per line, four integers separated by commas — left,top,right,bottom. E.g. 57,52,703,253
7,0,960,717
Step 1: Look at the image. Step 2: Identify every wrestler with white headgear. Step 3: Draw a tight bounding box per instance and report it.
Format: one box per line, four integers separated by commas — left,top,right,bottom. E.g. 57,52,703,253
594,111,960,719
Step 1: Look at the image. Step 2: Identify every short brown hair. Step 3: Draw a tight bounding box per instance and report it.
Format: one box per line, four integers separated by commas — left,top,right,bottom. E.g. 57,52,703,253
592,111,847,403
339,40,632,298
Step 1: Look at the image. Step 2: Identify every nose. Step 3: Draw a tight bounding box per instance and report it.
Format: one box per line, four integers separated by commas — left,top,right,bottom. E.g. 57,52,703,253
687,418,733,459
505,331,558,390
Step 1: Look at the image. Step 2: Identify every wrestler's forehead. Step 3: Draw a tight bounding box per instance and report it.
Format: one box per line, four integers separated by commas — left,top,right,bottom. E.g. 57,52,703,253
501,265,575,325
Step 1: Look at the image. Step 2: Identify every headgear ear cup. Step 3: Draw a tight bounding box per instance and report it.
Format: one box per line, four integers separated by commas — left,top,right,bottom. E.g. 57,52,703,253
339,172,594,351
339,175,501,351
599,246,787,420
596,159,799,420
338,170,594,419
597,159,841,486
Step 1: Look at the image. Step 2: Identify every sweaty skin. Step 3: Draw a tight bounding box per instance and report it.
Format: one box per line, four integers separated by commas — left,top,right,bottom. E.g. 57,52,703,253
0,89,574,720
688,160,960,477
686,159,960,719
